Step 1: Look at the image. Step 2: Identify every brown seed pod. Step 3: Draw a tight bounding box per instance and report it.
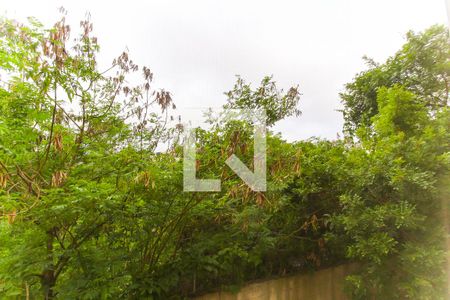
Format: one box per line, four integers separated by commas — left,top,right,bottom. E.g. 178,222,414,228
293,160,301,175
7,210,16,224
51,171,67,187
256,192,266,206
0,173,8,189
53,133,63,152
135,171,154,189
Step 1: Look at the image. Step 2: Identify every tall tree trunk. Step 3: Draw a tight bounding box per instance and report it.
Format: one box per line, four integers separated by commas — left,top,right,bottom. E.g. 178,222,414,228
41,231,55,299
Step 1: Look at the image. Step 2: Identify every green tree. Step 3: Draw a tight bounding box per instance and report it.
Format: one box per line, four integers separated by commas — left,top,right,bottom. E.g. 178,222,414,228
1,13,448,300
0,14,176,299
341,25,449,134
225,76,301,126
333,86,449,299
0,14,304,299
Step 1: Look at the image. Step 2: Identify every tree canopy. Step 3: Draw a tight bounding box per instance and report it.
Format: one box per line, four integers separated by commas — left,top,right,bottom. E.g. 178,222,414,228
341,25,449,134
0,15,448,300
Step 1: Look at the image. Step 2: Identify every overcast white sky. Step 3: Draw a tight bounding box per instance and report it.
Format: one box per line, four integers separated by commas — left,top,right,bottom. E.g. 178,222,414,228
1,0,448,140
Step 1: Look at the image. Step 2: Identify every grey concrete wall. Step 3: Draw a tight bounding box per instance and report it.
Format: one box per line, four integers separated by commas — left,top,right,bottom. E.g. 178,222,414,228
195,264,355,300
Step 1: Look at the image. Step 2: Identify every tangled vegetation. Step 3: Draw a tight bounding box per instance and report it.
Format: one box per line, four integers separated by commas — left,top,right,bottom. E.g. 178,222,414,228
0,14,448,299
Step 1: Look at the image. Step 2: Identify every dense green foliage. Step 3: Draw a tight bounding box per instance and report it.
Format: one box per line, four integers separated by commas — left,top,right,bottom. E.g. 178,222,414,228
341,25,449,134
0,15,448,299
